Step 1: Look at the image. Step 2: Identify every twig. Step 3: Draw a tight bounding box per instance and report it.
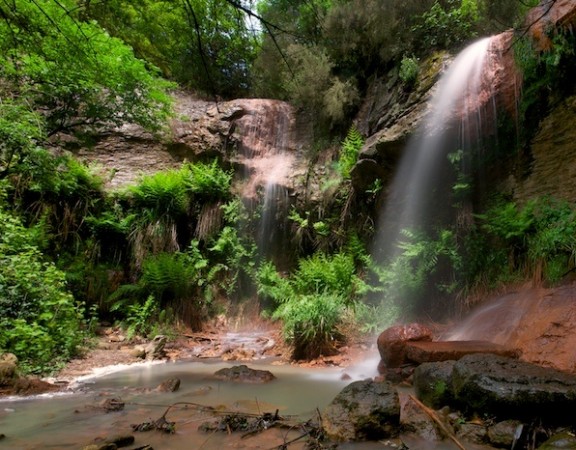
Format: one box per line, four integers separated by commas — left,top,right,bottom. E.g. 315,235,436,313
408,394,466,450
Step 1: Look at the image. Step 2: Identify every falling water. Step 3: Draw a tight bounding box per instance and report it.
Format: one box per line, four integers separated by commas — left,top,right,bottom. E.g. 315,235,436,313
372,37,500,314
231,99,296,264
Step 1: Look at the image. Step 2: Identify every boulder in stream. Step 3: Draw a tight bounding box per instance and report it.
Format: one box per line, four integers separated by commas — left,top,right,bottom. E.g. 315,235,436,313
452,353,576,421
321,379,400,442
415,353,576,423
131,335,167,360
377,323,433,369
213,364,276,383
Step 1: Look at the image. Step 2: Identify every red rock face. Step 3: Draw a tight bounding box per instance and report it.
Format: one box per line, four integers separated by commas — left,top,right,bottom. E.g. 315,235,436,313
526,0,576,51
377,323,433,369
487,32,522,120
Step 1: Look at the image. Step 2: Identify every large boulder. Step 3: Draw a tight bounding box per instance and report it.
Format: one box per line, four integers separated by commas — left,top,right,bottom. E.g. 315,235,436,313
452,354,576,422
377,323,433,369
413,360,456,409
405,340,519,364
321,380,400,442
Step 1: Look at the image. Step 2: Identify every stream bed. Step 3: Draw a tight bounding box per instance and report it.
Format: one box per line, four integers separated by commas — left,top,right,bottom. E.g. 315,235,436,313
0,359,365,449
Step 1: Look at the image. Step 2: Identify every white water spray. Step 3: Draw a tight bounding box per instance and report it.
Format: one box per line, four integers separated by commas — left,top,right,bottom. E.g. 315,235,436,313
375,38,493,261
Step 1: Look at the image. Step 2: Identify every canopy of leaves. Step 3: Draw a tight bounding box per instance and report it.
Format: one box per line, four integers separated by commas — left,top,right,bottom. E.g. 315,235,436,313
82,0,258,98
0,0,173,135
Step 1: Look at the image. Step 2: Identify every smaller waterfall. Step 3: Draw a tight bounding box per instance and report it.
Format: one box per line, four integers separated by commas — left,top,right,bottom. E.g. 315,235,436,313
232,100,296,264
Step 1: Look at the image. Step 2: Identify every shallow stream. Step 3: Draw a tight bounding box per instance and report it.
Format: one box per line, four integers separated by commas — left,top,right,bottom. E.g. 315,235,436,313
0,359,372,449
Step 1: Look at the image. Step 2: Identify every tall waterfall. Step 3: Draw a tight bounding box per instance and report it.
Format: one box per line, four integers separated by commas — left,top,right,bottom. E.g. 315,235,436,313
372,37,499,313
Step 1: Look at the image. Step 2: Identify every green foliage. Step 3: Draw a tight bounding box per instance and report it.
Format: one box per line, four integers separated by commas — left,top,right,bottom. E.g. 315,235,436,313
0,102,44,175
353,300,401,335
129,169,191,219
124,295,160,338
111,249,208,331
338,126,364,179
208,225,257,296
7,149,106,253
447,150,471,201
374,228,462,317
474,197,576,285
84,0,257,97
293,252,365,301
124,161,231,266
399,55,420,88
256,250,369,359
186,160,233,200
412,0,480,51
514,30,576,140
0,204,84,373
0,0,173,135
256,261,293,304
272,292,345,359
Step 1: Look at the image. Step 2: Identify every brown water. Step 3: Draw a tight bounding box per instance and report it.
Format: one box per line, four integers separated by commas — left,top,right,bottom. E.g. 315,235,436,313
0,360,352,449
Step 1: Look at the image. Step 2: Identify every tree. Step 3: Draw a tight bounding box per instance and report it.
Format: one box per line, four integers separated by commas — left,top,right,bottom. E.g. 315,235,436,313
81,0,258,98
0,0,173,136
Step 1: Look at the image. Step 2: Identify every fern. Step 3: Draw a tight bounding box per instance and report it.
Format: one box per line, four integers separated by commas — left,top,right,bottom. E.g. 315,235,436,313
185,160,232,200
338,126,364,179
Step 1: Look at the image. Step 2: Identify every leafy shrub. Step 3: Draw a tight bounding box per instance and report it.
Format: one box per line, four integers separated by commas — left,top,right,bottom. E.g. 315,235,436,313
293,252,365,301
186,160,232,200
373,228,462,318
0,205,84,373
111,248,208,331
129,169,191,219
354,300,401,335
256,250,370,359
272,292,346,359
473,197,576,285
412,0,479,51
399,55,420,88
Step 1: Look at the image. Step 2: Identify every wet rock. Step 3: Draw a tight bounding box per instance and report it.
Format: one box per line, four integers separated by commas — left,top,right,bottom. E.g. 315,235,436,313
96,397,125,412
83,444,117,450
452,354,576,422
413,360,456,409
405,340,519,364
537,432,576,449
221,347,256,361
321,379,400,442
456,423,487,445
155,377,181,393
133,335,167,361
399,392,442,442
213,365,276,383
377,323,433,369
487,420,523,448
104,434,135,447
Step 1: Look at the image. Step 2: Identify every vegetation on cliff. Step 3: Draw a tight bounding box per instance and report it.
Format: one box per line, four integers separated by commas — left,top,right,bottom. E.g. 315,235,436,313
3,0,576,371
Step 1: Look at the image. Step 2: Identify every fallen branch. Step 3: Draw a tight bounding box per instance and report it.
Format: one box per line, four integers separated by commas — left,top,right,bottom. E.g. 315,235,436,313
408,394,466,450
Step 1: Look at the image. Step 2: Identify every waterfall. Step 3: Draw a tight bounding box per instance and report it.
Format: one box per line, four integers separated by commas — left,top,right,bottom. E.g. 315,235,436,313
232,99,296,264
372,37,499,314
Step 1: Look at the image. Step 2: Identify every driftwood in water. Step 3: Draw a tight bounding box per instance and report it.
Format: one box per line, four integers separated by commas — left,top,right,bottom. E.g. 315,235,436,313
131,401,335,448
408,394,466,450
